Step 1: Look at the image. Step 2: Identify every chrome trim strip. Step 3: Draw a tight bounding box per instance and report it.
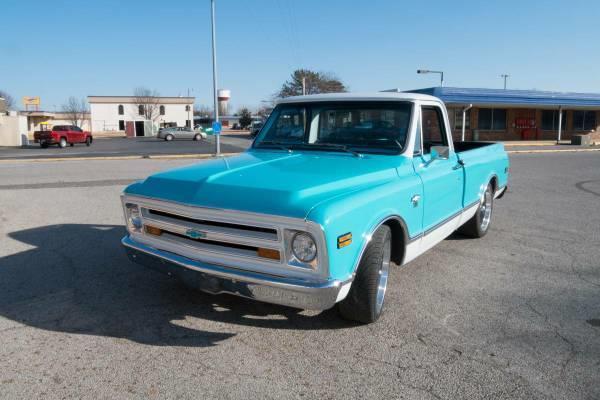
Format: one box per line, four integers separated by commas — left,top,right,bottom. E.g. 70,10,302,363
423,200,479,236
123,235,347,310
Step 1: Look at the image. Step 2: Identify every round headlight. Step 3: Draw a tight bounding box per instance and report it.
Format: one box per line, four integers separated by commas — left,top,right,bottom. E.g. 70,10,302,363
129,215,142,230
291,232,317,262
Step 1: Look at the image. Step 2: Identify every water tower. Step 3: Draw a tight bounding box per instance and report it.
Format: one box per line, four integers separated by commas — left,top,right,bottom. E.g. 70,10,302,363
217,89,230,116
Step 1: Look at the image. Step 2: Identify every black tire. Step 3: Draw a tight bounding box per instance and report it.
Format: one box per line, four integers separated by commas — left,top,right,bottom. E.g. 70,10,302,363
337,225,392,324
193,133,201,141
40,142,48,149
58,137,67,148
85,137,92,146
165,134,174,142
458,183,494,238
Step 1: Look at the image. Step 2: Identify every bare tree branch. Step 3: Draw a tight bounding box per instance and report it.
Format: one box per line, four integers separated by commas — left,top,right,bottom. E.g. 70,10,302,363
61,97,89,127
0,90,15,110
194,105,213,118
134,87,161,122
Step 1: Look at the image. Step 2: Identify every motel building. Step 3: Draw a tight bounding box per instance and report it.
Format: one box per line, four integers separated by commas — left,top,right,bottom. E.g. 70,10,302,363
402,87,600,142
88,96,195,137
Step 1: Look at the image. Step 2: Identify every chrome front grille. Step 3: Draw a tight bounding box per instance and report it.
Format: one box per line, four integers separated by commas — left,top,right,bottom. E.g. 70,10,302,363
123,195,329,280
139,206,283,265
142,208,279,242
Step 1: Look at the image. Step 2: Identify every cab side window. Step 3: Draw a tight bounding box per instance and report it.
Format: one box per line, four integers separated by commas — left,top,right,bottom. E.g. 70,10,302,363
421,106,448,154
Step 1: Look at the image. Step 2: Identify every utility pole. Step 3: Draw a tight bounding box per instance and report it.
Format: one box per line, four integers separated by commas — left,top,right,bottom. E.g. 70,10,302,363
210,0,220,155
187,88,191,128
501,74,510,90
302,77,306,95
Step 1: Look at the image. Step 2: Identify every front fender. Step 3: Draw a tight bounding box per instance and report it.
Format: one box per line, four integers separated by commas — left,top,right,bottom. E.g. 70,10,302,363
307,170,422,281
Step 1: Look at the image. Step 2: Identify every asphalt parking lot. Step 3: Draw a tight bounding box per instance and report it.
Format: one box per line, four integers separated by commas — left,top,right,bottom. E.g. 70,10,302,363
0,134,252,160
0,152,598,399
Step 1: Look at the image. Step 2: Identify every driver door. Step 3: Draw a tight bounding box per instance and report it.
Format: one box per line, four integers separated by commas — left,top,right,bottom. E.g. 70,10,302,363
412,104,464,233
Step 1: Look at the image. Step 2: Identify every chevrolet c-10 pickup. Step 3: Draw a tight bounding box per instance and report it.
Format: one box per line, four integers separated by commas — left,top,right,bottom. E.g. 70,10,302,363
121,92,509,323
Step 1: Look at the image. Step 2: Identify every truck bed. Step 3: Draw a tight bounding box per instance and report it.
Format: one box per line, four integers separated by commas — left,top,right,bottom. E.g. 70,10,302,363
453,141,498,153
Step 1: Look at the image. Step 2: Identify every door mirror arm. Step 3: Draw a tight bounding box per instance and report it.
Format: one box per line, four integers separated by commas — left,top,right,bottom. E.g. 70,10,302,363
424,145,450,166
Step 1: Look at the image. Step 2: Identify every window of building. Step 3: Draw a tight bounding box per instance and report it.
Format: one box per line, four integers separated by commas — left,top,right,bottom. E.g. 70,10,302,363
541,110,567,131
573,110,597,131
453,109,471,130
478,108,507,130
138,105,144,116
421,106,448,154
159,105,165,115
119,120,125,130
118,104,124,115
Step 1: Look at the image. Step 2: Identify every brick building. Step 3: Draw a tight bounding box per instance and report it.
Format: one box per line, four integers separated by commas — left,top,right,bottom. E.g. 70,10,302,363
405,87,600,141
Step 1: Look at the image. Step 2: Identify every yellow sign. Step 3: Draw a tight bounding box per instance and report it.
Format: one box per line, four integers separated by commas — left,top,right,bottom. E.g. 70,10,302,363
23,96,40,106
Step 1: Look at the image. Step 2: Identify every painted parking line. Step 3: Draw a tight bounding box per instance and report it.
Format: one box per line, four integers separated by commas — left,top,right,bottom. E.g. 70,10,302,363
507,148,600,154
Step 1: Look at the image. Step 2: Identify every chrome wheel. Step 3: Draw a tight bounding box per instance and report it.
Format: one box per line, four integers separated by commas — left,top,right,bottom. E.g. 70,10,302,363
479,186,493,232
375,236,391,314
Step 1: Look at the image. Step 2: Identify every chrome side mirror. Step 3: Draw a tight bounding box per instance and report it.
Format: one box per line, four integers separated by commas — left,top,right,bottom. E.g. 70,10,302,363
430,145,449,161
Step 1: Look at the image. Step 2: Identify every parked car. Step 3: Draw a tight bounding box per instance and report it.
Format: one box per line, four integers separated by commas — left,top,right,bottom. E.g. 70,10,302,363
250,121,263,137
34,125,93,148
121,92,509,323
157,127,207,142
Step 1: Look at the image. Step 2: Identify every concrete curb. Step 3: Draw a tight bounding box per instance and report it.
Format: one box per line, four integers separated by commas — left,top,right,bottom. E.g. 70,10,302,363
0,153,240,164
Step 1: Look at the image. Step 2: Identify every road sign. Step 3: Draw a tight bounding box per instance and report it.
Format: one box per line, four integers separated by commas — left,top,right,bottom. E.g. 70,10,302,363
212,121,222,135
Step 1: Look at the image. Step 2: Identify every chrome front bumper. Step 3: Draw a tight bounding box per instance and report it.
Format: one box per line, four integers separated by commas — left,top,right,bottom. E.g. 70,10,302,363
122,235,348,310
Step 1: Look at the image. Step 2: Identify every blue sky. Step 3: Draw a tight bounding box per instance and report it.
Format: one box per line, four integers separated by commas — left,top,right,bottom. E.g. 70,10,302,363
1,0,599,111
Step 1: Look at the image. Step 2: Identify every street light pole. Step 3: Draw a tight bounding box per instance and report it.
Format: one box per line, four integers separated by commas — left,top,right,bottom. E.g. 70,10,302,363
417,69,444,87
210,0,220,156
501,74,509,90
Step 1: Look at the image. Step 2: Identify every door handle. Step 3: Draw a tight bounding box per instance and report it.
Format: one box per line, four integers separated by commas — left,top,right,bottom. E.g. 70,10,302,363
453,159,465,170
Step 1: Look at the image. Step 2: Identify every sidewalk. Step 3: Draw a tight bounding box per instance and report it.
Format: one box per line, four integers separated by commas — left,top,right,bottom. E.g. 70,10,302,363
501,140,569,147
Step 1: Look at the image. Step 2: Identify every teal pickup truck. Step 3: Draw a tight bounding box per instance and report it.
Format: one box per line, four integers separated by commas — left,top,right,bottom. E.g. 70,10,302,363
121,92,509,323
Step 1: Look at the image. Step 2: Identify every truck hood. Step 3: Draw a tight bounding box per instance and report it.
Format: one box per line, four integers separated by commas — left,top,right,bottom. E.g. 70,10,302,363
124,150,402,219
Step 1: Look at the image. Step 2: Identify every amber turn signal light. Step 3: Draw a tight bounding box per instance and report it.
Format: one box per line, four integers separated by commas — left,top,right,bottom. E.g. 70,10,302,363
337,232,352,249
257,248,280,260
145,225,163,236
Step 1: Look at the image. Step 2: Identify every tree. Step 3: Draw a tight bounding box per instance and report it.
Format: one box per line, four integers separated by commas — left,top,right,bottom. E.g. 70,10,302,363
238,107,253,129
133,87,161,122
61,97,89,127
277,69,347,98
0,90,15,110
194,105,213,118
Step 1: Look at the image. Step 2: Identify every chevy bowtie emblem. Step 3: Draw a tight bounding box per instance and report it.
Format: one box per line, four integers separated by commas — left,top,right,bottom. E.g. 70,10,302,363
185,229,207,239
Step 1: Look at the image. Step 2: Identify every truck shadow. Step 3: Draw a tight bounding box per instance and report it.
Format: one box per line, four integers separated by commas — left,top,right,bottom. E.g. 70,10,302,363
1,224,353,347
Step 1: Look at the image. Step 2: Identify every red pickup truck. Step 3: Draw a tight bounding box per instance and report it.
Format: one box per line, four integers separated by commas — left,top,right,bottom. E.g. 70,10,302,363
34,125,93,148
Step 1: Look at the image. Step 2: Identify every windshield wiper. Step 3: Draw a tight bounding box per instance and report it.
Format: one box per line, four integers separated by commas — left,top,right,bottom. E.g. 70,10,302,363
256,140,293,152
298,143,363,158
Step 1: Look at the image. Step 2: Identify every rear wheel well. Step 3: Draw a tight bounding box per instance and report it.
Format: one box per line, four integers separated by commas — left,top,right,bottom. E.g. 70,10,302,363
490,176,498,193
382,218,406,265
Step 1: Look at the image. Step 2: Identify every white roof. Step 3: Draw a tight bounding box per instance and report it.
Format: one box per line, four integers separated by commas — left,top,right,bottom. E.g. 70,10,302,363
276,91,440,104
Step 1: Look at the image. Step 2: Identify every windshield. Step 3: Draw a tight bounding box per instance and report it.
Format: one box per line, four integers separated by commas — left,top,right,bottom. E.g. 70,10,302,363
253,101,412,154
